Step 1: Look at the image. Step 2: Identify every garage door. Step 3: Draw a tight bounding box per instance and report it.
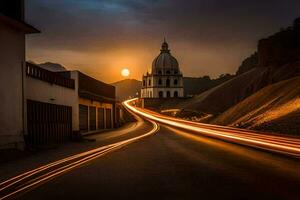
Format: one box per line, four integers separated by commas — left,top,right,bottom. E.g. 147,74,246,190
105,108,112,129
79,105,88,133
97,108,105,129
26,100,72,148
89,106,96,131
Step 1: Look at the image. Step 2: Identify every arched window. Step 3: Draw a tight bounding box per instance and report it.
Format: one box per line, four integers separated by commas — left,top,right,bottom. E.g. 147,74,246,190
174,79,178,85
158,78,162,85
148,79,151,86
166,91,171,98
166,79,170,87
174,91,178,97
159,91,163,98
143,80,146,87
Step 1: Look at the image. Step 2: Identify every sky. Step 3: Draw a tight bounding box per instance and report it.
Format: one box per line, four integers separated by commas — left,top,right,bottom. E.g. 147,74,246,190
25,0,300,83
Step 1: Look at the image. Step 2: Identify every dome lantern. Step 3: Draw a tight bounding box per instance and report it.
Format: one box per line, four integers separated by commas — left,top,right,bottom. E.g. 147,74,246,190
150,38,180,75
161,37,170,53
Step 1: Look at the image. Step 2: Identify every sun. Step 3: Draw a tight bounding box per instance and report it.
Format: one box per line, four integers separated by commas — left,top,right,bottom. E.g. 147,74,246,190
121,68,130,77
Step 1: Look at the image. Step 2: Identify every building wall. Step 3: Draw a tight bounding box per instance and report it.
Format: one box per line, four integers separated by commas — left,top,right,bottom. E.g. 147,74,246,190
25,75,78,131
0,22,25,149
153,88,184,98
141,97,188,111
78,98,114,133
26,70,116,140
141,74,184,98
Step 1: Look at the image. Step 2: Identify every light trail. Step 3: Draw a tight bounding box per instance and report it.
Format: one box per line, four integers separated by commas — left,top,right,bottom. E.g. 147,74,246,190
124,98,300,158
0,111,159,200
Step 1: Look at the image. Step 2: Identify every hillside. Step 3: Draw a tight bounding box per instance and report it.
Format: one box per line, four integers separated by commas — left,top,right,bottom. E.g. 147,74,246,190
112,79,142,101
211,76,300,135
165,18,300,135
38,62,67,72
180,67,268,113
183,74,234,96
179,18,300,115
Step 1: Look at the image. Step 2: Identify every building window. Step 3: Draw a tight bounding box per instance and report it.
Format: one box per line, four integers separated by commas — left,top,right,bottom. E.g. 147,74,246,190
174,79,178,85
166,79,170,87
148,79,151,86
174,70,178,74
143,80,146,86
158,78,162,85
167,91,171,98
174,91,178,97
158,70,162,74
166,70,170,74
150,91,152,97
159,91,163,98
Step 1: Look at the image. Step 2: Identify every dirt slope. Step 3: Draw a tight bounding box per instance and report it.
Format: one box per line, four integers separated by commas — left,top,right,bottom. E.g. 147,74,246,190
211,76,300,135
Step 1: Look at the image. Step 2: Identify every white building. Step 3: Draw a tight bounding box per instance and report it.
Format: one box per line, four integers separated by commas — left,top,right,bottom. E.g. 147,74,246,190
25,62,117,147
141,39,184,98
0,1,39,149
0,1,121,150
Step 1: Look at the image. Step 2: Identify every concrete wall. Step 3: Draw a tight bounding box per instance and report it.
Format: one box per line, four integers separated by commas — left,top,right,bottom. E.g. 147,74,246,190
141,98,188,111
141,74,184,98
26,74,78,131
26,70,115,136
78,98,113,133
0,22,25,149
152,88,184,98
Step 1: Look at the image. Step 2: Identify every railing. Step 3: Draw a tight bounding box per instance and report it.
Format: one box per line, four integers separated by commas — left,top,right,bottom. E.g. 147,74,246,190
26,62,75,89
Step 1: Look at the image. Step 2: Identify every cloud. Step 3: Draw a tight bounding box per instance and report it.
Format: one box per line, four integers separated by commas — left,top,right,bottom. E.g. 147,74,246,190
25,0,300,82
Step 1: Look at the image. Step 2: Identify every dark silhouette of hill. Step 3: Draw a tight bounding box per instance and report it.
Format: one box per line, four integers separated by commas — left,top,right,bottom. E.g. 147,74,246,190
172,17,300,135
38,62,67,72
184,74,234,96
236,52,258,75
112,79,142,101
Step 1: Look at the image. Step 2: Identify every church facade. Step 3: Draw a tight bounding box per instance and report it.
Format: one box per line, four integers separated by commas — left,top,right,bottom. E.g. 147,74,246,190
141,39,184,98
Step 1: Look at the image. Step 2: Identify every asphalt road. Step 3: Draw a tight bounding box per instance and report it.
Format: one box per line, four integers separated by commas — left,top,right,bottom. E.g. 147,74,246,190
18,121,300,200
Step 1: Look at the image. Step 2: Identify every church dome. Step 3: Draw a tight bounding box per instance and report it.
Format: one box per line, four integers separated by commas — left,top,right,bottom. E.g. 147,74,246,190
149,39,180,75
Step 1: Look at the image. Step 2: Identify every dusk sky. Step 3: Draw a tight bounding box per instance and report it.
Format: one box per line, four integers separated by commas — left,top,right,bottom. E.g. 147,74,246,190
25,0,300,83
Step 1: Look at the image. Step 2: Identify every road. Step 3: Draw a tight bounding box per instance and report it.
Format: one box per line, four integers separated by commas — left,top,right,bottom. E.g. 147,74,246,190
1,99,300,199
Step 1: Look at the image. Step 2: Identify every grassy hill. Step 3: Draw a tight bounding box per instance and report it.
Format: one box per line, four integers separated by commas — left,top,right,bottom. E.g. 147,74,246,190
211,76,300,135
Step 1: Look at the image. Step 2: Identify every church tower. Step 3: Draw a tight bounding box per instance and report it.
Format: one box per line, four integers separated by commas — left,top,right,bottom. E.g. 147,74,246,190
141,39,184,98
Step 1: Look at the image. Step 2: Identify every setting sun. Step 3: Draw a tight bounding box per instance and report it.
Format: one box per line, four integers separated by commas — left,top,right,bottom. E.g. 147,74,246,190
121,68,130,77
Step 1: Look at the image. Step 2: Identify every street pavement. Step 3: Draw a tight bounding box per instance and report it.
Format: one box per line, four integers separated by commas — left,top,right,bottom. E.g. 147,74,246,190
18,123,300,200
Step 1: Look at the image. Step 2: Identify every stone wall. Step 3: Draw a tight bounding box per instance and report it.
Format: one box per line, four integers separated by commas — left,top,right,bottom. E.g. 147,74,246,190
139,98,189,111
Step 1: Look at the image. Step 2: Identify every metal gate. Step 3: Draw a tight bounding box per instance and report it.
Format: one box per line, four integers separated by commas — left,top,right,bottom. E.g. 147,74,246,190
89,106,96,131
79,105,88,133
26,100,72,148
105,108,112,129
97,108,105,129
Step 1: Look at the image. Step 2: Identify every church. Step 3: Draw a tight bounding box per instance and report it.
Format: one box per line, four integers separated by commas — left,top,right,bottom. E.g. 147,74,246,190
141,39,184,98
